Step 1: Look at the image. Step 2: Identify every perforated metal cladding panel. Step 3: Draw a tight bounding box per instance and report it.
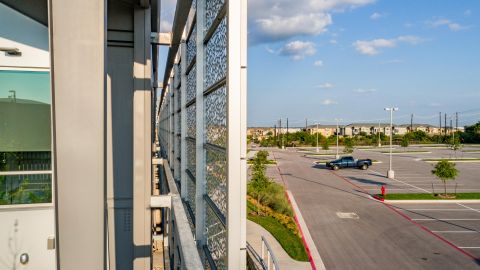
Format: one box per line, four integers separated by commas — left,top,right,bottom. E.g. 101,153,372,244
205,149,227,216
186,139,196,178
186,104,196,138
205,0,225,32
186,65,196,103
205,204,227,268
205,18,227,90
187,179,196,217
186,23,197,65
204,86,226,147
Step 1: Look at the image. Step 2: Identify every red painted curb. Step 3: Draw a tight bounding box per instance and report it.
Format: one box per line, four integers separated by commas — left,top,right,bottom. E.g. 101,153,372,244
271,151,317,270
285,190,317,270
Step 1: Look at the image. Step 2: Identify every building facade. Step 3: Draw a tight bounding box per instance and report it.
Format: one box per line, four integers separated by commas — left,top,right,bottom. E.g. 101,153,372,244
1,0,246,269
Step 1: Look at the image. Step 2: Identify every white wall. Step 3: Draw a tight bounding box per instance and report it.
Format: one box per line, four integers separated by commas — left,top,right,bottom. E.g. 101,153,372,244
0,3,49,69
0,4,55,270
0,206,55,270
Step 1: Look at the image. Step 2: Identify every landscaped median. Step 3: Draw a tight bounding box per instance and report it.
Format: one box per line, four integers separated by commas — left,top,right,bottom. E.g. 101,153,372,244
374,193,480,201
380,150,431,154
422,158,480,163
247,150,309,262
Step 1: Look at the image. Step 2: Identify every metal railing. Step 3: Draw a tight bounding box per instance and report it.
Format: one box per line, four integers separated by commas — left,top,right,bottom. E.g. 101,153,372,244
260,236,280,270
151,157,203,269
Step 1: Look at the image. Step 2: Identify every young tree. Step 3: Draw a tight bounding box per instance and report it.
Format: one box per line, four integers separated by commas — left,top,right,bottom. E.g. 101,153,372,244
431,160,458,197
343,137,354,153
400,136,409,150
321,138,330,151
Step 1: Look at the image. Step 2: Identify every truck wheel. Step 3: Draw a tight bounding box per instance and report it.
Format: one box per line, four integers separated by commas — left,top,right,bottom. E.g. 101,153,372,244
361,164,368,170
333,165,339,171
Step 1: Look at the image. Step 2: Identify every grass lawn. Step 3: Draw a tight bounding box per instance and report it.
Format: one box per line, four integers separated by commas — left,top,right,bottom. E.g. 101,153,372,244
378,193,480,200
247,215,309,261
247,159,277,164
247,202,308,261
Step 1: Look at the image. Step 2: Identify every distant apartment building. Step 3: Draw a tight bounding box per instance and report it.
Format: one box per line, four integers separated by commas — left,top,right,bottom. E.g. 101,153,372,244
305,124,339,137
342,123,443,136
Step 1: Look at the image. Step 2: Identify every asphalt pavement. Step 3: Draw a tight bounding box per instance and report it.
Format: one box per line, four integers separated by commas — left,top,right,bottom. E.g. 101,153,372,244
266,148,480,270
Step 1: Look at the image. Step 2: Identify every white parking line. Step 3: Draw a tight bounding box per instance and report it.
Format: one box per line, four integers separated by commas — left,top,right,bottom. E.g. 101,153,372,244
412,218,480,221
369,169,431,193
399,209,475,211
457,203,480,214
432,231,479,233
458,247,480,249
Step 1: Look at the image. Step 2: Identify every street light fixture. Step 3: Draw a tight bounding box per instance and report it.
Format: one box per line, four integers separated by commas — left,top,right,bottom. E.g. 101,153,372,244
385,107,398,179
335,118,342,159
316,122,319,153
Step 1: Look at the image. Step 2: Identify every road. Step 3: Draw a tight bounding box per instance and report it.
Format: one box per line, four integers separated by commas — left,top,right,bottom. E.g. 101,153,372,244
267,148,479,270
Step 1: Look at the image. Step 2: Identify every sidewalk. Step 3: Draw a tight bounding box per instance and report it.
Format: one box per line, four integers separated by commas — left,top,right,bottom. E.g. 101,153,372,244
247,220,311,270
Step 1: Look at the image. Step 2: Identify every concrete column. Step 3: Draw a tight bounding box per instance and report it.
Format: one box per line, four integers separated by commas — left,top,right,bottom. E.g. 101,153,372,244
227,0,248,269
48,0,106,269
133,6,152,270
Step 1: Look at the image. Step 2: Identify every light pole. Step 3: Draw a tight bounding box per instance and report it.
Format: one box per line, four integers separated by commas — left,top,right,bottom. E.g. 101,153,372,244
385,107,398,179
316,122,319,153
335,118,342,159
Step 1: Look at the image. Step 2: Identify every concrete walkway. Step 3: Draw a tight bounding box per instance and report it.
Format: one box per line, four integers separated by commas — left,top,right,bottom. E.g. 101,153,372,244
247,220,311,270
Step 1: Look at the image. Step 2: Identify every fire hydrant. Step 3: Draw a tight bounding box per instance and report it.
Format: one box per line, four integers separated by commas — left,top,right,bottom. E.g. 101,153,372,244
381,185,386,197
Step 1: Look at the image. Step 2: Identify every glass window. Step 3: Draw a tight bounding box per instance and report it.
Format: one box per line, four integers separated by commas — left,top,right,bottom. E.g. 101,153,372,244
0,70,52,205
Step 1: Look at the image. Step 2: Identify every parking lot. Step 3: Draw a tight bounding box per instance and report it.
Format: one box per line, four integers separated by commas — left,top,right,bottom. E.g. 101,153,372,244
390,202,480,259
296,145,480,262
302,145,480,195
264,147,480,268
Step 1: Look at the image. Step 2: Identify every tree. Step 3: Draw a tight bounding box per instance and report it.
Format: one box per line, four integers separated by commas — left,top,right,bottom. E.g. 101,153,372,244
343,137,354,153
449,134,462,158
431,160,458,197
400,136,409,149
321,138,330,150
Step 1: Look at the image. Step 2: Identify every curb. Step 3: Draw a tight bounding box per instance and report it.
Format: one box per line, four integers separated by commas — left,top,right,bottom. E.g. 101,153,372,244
285,190,326,270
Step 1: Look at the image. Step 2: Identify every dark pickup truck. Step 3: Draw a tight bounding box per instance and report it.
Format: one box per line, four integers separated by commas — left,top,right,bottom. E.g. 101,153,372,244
326,156,372,170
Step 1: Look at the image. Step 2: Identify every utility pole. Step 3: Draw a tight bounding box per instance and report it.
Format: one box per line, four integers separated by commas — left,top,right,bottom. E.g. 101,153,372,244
279,118,283,149
410,114,413,132
316,122,319,153
444,113,447,135
305,118,308,130
274,124,277,145
439,112,442,136
286,117,289,148
456,112,458,130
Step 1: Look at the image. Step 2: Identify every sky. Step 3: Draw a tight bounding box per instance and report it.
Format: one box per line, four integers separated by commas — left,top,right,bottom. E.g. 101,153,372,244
160,0,480,127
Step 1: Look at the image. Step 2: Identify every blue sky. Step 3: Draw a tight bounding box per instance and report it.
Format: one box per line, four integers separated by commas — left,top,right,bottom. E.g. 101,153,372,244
247,0,480,127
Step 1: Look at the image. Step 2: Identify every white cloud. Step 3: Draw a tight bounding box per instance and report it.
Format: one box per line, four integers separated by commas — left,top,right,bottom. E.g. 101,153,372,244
427,19,468,31
370,12,386,20
316,83,334,89
265,46,276,54
354,88,377,93
321,99,338,105
353,35,423,55
279,41,316,60
160,20,172,32
314,60,324,66
428,102,442,107
464,10,472,17
249,0,376,44
330,39,338,44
